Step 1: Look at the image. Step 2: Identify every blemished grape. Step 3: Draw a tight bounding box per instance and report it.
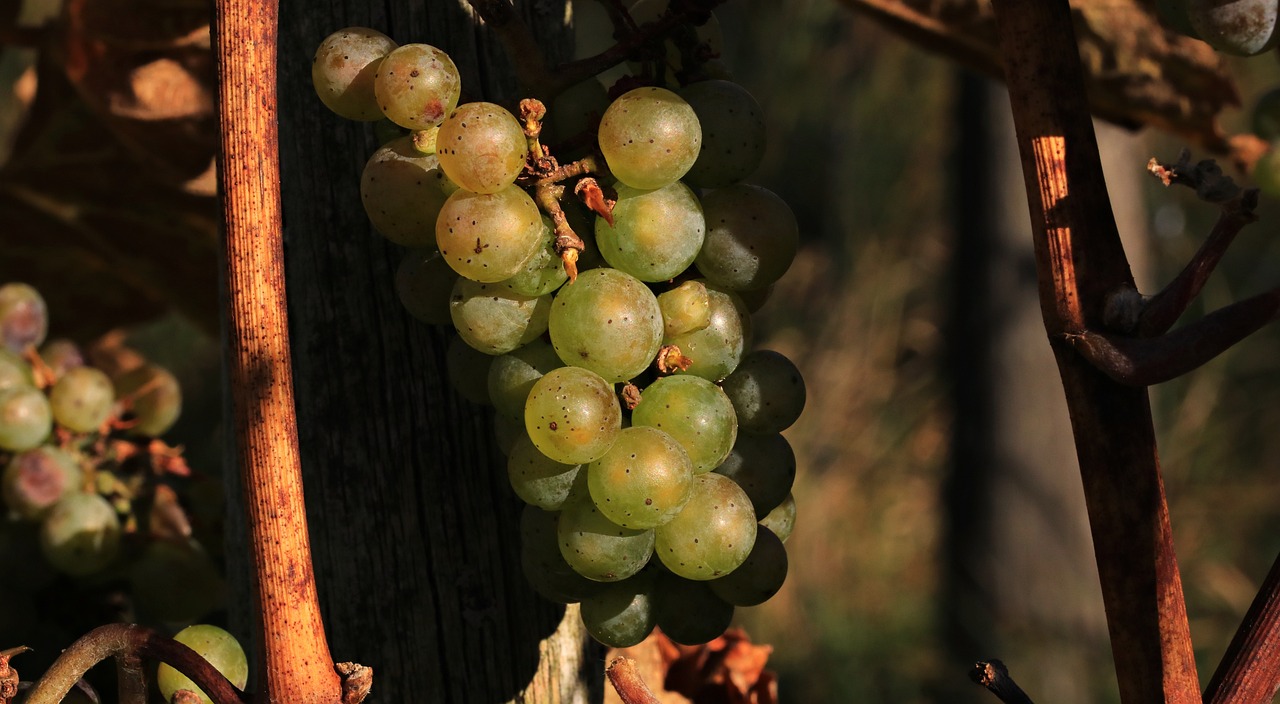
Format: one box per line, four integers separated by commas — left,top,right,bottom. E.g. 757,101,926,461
759,493,796,543
436,185,545,283
678,80,766,188
449,278,551,356
595,181,705,282
631,375,737,474
721,350,806,434
580,569,657,647
488,339,563,419
524,366,622,464
311,27,398,121
653,572,735,646
0,349,32,393
664,283,751,382
115,364,182,437
39,492,121,576
658,281,711,339
40,339,84,377
708,525,786,606
1255,88,1280,140
695,184,799,292
654,472,756,580
361,136,452,247
3,445,82,521
713,433,795,518
395,249,459,326
129,540,225,623
0,282,47,354
508,434,583,510
157,624,250,704
1188,0,1279,56
446,335,494,405
436,102,529,194
597,86,702,190
374,43,461,130
498,218,568,297
558,496,655,582
521,505,605,603
588,426,694,529
49,366,115,433
0,386,53,452
548,268,663,383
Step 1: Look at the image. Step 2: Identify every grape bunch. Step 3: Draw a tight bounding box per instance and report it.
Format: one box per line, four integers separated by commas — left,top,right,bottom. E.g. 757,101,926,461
0,282,225,625
312,3,805,648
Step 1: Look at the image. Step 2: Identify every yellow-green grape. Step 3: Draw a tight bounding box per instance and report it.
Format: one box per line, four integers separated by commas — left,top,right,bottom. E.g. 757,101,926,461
39,492,121,576
436,185,545,283
395,249,458,326
129,540,226,623
374,43,461,130
499,218,569,297
695,184,798,292
115,364,182,437
0,386,52,452
658,281,711,339
597,86,701,190
587,426,694,529
0,349,33,393
488,339,564,419
663,282,751,382
49,366,115,433
436,102,529,194
548,268,663,383
449,279,551,355
0,282,47,355
508,434,583,510
652,571,734,646
759,493,795,543
580,569,658,647
520,505,604,603
631,375,737,474
361,136,452,247
595,181,705,282
3,446,82,520
524,366,621,464
157,624,249,704
557,496,655,582
678,80,766,189
311,27,398,121
654,472,756,580
707,525,787,606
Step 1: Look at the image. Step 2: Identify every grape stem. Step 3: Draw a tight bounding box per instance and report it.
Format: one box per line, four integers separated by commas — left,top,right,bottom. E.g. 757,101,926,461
969,660,1037,704
1202,549,1280,704
605,657,661,704
532,182,584,283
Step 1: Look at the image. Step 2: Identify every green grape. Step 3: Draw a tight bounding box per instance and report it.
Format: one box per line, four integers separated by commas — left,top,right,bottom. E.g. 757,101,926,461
3,445,82,521
488,339,564,419
654,472,756,580
157,624,249,704
632,375,736,474
39,492,121,576
695,184,798,292
580,569,657,647
558,496,655,582
115,364,182,437
595,181,705,282
508,433,583,510
436,102,529,194
374,43,461,130
653,572,734,646
1188,0,1278,55
436,185,545,283
129,539,225,623
0,386,52,451
40,339,84,376
713,433,795,518
493,410,527,456
499,218,569,297
759,493,795,543
678,80,766,188
0,282,48,354
520,505,604,603
311,27,398,121
1255,88,1280,140
708,525,786,607
663,282,751,382
657,281,711,338
0,349,33,392
547,78,611,147
361,136,452,247
446,335,494,405
49,366,115,433
721,350,806,434
524,366,621,464
395,249,458,326
449,278,551,355
588,426,694,529
548,268,663,383
597,86,702,190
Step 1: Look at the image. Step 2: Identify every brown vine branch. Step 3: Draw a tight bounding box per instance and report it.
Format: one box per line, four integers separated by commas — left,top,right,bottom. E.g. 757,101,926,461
970,660,1036,704
606,657,661,704
1203,550,1280,704
22,624,245,704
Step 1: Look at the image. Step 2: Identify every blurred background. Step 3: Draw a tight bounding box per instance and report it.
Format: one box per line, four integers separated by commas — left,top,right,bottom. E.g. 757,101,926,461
2,0,1280,702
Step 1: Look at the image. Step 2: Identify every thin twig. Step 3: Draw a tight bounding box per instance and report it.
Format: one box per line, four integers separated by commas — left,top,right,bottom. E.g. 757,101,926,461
1203,551,1280,704
970,660,1036,704
605,658,661,704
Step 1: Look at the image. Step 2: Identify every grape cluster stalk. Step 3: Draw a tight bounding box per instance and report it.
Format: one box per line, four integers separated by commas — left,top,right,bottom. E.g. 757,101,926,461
311,3,806,648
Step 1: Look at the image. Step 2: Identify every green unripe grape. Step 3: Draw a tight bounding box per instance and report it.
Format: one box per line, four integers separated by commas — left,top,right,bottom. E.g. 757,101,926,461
374,43,461,130
3,445,82,521
632,375,737,474
707,525,787,606
597,86,702,190
0,282,47,354
713,433,795,518
311,27,398,121
361,136,452,247
678,80,766,188
548,268,663,383
0,349,33,393
557,497,655,582
653,572,734,646
446,335,494,405
115,364,182,437
654,472,756,580
436,101,529,194
663,283,751,382
595,181,705,282
695,184,799,292
759,493,796,543
588,426,694,529
129,540,225,623
1188,0,1279,56
488,339,564,419
49,366,115,433
0,386,53,451
657,281,711,338
498,218,569,297
508,434,583,510
436,185,545,283
395,249,458,326
524,366,622,464
39,492,121,576
520,506,604,603
449,278,551,355
720,350,806,434
580,569,658,647
157,624,249,704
